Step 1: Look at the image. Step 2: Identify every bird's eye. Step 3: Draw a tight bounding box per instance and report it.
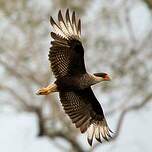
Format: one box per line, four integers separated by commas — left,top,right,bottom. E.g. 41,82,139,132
103,74,107,78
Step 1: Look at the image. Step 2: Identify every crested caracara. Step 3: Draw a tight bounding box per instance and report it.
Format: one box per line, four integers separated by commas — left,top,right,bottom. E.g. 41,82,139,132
36,9,113,146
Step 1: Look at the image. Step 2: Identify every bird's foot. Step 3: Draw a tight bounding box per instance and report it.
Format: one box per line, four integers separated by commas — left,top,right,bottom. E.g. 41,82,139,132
36,84,58,95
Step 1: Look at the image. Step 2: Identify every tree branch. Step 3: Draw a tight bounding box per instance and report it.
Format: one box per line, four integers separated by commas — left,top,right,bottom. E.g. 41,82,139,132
92,94,152,151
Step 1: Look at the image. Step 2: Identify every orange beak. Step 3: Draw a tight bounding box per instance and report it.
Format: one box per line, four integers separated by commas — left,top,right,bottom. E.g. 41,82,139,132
104,75,111,81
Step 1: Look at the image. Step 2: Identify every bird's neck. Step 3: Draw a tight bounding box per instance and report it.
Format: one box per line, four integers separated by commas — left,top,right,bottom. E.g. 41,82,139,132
89,74,103,84
80,74,103,88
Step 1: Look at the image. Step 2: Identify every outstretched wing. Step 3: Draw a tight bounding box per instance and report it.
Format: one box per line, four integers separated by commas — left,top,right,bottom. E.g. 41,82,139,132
59,87,113,146
48,9,86,79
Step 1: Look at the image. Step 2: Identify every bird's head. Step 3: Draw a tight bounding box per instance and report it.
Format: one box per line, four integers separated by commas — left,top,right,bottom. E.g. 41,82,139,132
93,73,111,82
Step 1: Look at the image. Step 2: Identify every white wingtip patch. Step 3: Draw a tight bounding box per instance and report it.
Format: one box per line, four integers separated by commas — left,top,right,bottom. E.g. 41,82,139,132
87,119,113,146
50,9,81,40
87,124,95,146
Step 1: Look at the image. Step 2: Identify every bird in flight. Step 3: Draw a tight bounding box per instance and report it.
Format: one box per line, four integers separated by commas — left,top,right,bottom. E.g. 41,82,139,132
36,9,113,146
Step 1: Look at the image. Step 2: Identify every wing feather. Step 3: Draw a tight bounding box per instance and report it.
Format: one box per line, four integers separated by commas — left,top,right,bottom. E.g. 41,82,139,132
66,9,74,35
72,11,78,35
77,19,81,37
50,17,67,38
50,32,67,44
75,115,90,128
59,88,113,145
49,9,85,78
58,10,69,36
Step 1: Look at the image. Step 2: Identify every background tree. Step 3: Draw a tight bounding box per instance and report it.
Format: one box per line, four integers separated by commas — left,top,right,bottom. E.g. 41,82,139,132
0,0,152,152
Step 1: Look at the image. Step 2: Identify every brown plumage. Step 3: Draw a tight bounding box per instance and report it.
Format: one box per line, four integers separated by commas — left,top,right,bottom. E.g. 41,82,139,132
44,9,113,146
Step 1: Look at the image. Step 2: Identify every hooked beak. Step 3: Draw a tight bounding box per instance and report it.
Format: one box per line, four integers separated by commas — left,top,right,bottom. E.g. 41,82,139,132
104,75,111,81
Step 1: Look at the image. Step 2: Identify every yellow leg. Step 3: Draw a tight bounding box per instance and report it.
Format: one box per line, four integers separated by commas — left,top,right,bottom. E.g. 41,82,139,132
36,83,58,95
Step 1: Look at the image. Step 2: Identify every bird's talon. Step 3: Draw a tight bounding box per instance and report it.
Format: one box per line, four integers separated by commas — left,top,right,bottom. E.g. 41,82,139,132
36,87,49,95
